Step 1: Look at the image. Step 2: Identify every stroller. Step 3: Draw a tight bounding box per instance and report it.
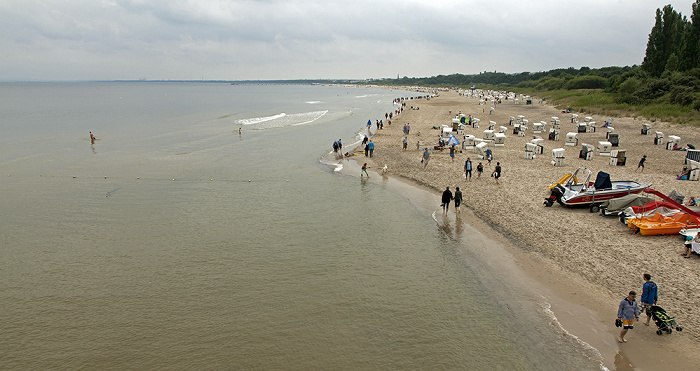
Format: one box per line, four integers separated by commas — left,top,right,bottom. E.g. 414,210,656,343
650,305,683,335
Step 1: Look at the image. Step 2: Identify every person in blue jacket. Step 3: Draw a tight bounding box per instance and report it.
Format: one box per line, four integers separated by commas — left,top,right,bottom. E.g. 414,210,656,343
617,291,640,343
640,273,658,326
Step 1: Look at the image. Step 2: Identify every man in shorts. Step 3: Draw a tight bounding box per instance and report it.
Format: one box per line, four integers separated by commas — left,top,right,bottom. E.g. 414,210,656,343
403,136,408,150
617,291,640,343
454,187,463,214
422,148,430,170
492,162,502,184
640,273,658,326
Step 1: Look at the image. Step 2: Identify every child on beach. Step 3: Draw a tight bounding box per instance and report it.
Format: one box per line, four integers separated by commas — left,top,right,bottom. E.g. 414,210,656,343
635,155,646,172
361,163,369,179
477,162,484,178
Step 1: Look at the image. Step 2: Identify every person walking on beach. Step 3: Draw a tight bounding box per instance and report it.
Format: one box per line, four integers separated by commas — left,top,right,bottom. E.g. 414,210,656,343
640,273,658,326
368,140,374,157
337,139,342,153
454,187,463,214
405,123,410,135
364,142,369,157
441,186,453,215
422,148,430,169
403,136,408,150
90,131,96,144
464,158,472,180
635,155,647,172
477,162,484,178
361,163,369,179
449,145,456,162
617,291,640,343
492,162,502,184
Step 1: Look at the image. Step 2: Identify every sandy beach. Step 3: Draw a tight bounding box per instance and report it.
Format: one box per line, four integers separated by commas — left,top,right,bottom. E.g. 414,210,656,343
355,89,700,370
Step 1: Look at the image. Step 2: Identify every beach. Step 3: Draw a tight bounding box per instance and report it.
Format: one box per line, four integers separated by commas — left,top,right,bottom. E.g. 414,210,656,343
354,89,700,370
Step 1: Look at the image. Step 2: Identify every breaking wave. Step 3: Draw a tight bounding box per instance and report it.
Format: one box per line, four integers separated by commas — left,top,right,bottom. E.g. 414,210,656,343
235,110,328,130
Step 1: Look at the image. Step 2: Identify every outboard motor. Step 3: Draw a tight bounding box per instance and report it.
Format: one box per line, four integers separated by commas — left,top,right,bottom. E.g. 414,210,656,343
544,184,566,207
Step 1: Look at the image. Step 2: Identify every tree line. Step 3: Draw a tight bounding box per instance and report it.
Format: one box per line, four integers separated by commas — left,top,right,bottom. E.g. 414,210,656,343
371,1,700,111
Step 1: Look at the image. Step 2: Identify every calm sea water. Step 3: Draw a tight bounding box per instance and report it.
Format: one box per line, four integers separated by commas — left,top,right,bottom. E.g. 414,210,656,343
0,82,604,370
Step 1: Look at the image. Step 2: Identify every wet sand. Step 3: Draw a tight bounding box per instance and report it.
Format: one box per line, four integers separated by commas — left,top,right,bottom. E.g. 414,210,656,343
352,89,700,370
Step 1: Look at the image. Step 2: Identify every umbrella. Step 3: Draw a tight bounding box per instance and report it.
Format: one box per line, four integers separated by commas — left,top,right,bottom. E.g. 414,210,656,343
447,135,460,146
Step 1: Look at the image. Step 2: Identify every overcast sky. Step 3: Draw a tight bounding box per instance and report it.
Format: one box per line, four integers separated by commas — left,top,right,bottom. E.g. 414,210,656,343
0,0,694,81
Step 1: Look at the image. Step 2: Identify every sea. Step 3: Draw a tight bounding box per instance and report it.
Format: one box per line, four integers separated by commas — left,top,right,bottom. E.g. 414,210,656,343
0,82,606,370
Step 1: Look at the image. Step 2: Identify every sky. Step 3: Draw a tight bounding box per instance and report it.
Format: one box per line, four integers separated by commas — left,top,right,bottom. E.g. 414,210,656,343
0,0,695,81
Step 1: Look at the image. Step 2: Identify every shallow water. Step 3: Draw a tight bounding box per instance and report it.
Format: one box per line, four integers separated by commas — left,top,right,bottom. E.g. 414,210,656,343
0,82,603,370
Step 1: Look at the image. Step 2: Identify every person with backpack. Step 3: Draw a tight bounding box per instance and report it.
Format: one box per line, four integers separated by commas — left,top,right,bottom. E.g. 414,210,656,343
641,273,658,326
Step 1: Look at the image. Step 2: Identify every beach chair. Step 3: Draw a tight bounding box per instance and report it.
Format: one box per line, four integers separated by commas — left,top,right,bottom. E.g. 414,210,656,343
494,133,506,147
551,148,565,167
483,129,495,142
579,143,594,160
565,132,578,146
531,138,544,154
597,141,612,156
532,122,543,134
463,134,476,150
609,149,627,166
667,135,681,150
577,122,587,133
475,141,489,159
587,121,596,133
608,133,620,147
641,123,651,135
688,159,699,181
525,143,537,159
571,114,579,124
499,126,508,134
654,132,664,145
548,128,560,141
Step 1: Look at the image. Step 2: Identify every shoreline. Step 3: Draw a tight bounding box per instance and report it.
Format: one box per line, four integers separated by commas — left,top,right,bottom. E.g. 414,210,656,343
347,89,700,370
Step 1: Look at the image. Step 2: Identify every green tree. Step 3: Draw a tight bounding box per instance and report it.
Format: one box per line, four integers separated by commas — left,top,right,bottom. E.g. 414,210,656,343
680,1,700,71
665,52,679,72
643,5,687,76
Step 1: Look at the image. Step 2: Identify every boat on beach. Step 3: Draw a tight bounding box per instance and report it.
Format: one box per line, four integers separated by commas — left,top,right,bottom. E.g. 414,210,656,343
544,167,650,212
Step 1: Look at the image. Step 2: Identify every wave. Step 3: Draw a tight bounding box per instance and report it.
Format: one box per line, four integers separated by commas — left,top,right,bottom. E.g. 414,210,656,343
306,101,321,104
237,113,287,125
540,299,609,371
235,110,328,130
